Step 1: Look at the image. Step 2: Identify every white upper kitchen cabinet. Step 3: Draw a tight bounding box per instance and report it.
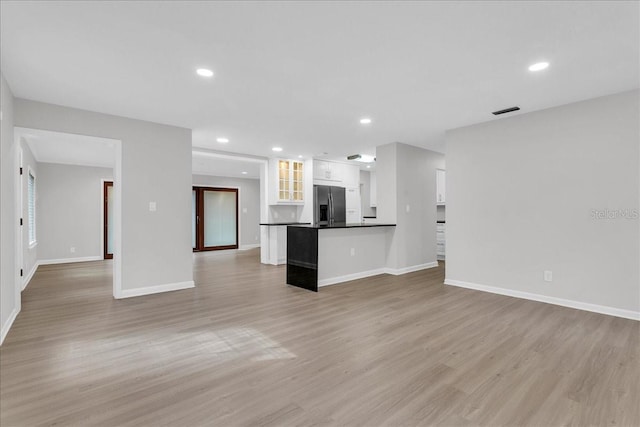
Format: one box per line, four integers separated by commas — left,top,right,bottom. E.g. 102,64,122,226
341,164,360,188
345,187,361,223
312,159,361,188
436,169,446,205
313,159,341,182
370,171,377,208
270,158,304,204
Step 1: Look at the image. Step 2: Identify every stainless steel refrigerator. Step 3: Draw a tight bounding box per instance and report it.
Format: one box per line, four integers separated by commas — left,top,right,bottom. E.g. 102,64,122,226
314,185,346,225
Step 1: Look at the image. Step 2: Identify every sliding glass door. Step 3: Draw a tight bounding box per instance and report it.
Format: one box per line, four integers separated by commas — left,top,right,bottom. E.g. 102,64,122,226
192,187,238,251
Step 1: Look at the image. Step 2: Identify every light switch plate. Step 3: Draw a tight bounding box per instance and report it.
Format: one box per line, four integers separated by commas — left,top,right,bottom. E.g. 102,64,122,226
149,201,157,212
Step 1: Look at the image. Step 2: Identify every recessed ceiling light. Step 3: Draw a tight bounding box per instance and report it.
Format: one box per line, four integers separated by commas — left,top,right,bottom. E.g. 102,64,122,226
272,147,283,152
528,62,549,72
196,68,214,77
360,117,372,125
216,137,229,143
241,171,248,175
366,165,371,169
298,155,303,158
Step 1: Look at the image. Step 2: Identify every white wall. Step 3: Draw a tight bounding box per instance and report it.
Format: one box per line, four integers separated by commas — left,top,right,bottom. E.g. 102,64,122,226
318,227,390,285
1,73,18,344
192,174,260,248
20,140,38,280
14,99,193,296
377,142,445,271
37,163,113,262
445,90,639,318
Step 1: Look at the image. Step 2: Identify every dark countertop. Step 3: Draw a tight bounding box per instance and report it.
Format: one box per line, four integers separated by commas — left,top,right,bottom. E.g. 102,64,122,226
288,223,396,229
260,222,311,226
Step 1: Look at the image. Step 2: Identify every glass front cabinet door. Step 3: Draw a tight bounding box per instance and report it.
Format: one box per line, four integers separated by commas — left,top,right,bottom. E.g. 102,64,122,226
276,159,304,203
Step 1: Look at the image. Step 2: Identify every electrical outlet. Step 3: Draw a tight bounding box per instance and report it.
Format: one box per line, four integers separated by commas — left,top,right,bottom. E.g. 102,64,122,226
274,211,279,219
350,248,355,256
149,201,157,212
70,247,76,253
291,212,295,219
544,270,553,282
242,207,247,214
406,204,411,213
255,235,258,241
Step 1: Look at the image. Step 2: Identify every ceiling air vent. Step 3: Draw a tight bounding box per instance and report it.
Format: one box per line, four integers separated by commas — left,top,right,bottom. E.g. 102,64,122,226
492,106,520,116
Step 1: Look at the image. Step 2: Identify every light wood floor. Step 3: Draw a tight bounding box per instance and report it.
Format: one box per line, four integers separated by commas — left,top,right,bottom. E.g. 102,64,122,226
1,249,638,426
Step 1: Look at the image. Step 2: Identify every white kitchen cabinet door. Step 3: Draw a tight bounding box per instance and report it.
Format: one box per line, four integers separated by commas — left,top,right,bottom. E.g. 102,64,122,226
342,164,360,188
313,159,341,182
345,187,361,223
369,172,377,208
271,159,304,204
436,169,446,205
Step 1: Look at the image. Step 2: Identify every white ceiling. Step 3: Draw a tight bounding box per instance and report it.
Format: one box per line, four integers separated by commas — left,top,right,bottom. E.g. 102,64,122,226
16,128,117,168
192,151,262,179
2,2,638,161
15,127,263,179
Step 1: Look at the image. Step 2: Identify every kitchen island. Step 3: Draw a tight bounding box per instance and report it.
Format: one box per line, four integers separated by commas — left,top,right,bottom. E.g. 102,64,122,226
287,223,396,292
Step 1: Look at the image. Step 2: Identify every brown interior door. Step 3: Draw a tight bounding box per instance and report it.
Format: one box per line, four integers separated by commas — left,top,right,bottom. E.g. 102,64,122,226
103,181,114,259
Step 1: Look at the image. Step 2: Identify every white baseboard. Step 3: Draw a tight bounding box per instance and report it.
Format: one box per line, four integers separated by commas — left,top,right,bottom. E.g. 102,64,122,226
318,262,440,287
239,244,260,251
39,256,103,265
445,279,640,321
116,280,195,299
319,268,387,287
22,263,38,291
385,261,439,276
0,307,20,346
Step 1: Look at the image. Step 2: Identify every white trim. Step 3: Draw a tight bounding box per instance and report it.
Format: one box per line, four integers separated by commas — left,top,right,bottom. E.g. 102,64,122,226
39,256,103,265
444,279,640,321
112,140,122,299
22,262,38,291
318,268,387,287
385,261,439,276
239,244,260,251
0,307,20,346
15,143,23,314
115,281,195,299
318,262,439,287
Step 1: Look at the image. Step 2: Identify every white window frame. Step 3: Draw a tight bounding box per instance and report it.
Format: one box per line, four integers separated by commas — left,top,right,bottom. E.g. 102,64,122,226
27,167,37,247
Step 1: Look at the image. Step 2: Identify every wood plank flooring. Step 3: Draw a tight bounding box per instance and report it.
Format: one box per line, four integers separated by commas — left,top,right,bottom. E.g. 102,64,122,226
1,249,638,426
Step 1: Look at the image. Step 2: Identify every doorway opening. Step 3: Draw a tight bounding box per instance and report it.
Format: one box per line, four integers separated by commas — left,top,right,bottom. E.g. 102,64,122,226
192,186,239,251
14,127,121,298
